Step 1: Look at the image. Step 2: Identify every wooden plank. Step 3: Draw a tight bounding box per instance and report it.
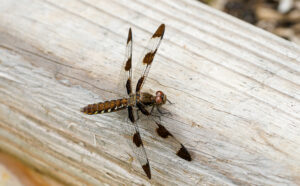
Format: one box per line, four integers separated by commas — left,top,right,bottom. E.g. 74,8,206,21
0,0,299,185
0,151,64,186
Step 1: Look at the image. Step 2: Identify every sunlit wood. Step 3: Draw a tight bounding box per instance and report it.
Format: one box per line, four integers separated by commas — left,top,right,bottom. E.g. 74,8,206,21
0,0,299,185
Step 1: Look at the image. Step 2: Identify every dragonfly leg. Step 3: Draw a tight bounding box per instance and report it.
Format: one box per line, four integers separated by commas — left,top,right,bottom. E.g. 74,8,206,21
157,106,172,117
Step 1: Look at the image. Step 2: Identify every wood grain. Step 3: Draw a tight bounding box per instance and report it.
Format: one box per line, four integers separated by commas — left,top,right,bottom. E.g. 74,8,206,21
0,0,299,185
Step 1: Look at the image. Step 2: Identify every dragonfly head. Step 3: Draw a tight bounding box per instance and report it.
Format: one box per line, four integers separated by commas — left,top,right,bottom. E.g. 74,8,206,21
155,91,166,105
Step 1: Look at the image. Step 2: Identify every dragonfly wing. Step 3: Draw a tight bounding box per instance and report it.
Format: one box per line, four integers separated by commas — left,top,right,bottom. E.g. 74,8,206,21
123,106,151,179
134,24,165,93
117,28,133,96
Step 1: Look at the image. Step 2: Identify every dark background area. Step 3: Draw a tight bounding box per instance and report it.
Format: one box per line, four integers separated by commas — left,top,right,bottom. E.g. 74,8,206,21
199,0,300,45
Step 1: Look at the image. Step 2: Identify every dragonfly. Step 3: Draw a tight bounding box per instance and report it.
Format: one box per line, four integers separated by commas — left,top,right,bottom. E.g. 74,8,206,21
81,24,191,179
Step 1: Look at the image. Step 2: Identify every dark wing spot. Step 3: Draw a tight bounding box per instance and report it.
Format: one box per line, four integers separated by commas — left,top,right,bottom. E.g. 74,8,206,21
143,50,156,65
156,123,172,138
133,132,143,147
137,102,150,116
152,24,165,38
127,28,132,44
128,106,134,123
142,162,151,179
126,79,132,95
136,76,145,92
176,145,191,161
125,57,131,71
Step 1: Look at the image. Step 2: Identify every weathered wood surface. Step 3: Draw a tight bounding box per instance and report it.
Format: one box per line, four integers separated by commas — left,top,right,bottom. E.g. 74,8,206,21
0,0,299,185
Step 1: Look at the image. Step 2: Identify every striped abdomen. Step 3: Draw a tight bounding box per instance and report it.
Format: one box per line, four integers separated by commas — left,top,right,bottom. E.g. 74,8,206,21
81,98,128,115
